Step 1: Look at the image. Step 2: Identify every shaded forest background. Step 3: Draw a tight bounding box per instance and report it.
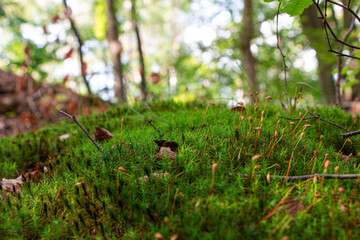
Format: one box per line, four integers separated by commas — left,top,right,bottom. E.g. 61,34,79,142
0,0,360,137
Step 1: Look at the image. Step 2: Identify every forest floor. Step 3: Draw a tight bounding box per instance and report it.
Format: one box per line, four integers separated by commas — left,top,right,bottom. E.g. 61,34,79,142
1,100,360,239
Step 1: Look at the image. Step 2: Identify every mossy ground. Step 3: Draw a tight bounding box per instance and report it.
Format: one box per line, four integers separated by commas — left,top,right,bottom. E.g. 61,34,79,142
1,100,360,239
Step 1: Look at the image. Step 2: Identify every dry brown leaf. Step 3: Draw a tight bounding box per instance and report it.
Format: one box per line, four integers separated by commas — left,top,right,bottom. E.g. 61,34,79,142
280,198,305,217
64,48,73,59
94,127,114,142
51,15,60,23
150,72,160,84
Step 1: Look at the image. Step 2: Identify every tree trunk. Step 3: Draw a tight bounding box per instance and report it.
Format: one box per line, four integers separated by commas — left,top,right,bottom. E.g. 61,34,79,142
301,5,336,104
105,0,127,103
241,0,257,103
131,0,147,101
63,0,92,95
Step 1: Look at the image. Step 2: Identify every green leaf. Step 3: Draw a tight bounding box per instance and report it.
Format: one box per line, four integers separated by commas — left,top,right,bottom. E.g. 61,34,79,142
295,82,322,93
280,0,313,16
263,0,277,2
341,79,359,89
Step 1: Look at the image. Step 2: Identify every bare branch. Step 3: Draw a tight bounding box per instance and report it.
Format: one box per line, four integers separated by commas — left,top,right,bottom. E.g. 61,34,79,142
327,0,360,22
341,130,360,138
280,112,350,132
308,111,350,132
241,173,360,181
60,111,103,152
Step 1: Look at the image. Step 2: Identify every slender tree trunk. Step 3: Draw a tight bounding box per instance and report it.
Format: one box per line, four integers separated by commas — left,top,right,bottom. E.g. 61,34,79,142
63,0,92,95
241,0,257,103
301,5,336,104
105,0,127,103
131,0,147,101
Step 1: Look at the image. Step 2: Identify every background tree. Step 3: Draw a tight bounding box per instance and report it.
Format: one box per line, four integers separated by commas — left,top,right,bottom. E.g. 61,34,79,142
301,5,336,104
241,0,257,102
105,0,127,103
131,0,147,101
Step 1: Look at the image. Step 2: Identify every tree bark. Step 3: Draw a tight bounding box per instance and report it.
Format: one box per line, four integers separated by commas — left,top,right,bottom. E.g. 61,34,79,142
301,5,336,104
131,0,147,101
105,0,127,103
241,0,257,103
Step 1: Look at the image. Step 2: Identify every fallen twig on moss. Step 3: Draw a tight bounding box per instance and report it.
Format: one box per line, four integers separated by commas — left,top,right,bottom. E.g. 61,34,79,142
280,111,350,132
279,116,315,121
240,173,360,181
307,111,350,132
60,111,103,152
341,130,360,138
147,118,160,134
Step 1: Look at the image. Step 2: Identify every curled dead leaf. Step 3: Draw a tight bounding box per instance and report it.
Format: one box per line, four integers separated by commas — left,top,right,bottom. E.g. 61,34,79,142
94,127,114,142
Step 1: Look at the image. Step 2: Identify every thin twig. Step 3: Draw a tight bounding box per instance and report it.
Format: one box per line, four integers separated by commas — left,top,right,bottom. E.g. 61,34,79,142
60,111,103,152
240,173,360,181
341,130,360,138
334,3,360,106
276,2,288,105
148,119,160,134
279,116,316,121
307,111,350,132
329,49,360,61
327,0,360,22
312,0,360,51
280,112,350,132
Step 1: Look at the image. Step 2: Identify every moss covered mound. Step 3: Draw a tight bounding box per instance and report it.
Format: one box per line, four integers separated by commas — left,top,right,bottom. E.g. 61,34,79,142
1,100,360,239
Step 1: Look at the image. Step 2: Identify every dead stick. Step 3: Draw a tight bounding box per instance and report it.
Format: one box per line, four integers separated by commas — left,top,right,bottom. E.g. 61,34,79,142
240,173,360,181
341,130,360,138
60,111,103,152
308,111,350,132
279,116,315,121
280,113,350,132
148,119,160,134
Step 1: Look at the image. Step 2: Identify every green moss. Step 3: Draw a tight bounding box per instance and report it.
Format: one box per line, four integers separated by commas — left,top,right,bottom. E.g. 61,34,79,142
1,100,360,239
